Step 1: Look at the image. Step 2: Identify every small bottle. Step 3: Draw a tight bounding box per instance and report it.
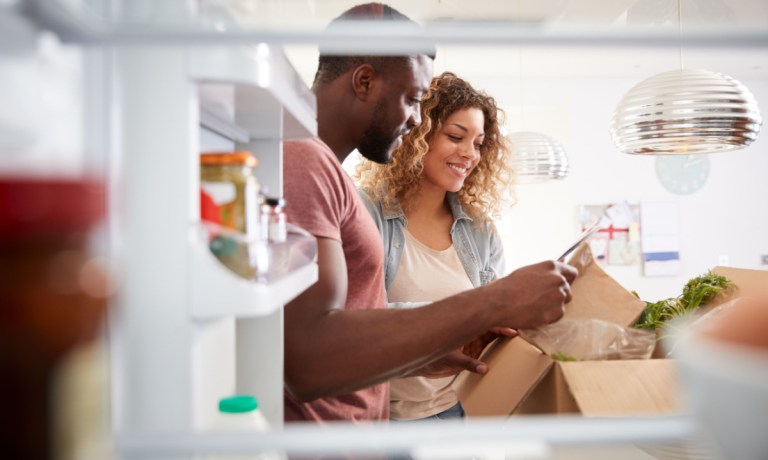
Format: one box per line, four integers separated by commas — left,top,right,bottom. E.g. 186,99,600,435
260,197,287,243
268,198,287,243
208,395,284,460
215,395,270,432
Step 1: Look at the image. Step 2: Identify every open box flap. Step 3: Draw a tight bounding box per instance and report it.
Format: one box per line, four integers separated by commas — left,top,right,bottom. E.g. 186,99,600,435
454,337,552,416
560,242,646,326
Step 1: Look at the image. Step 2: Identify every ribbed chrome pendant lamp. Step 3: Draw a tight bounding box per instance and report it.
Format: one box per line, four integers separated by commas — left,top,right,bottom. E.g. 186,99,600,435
610,1,762,155
610,68,762,155
508,131,569,183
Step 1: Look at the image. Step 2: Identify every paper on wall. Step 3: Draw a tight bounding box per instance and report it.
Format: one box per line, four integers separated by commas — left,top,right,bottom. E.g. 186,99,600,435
640,201,680,277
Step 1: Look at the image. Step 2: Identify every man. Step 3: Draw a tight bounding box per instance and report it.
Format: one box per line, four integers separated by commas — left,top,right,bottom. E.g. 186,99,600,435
282,3,578,422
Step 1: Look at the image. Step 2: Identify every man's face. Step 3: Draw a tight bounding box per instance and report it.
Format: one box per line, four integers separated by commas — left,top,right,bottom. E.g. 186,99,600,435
357,55,433,164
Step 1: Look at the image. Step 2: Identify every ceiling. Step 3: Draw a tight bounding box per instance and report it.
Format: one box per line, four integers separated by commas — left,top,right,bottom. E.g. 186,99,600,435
20,0,762,84
21,0,765,81
259,0,768,83
225,0,768,28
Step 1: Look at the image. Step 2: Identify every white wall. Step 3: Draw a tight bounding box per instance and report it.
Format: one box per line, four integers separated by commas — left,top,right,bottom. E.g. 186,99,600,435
487,77,768,302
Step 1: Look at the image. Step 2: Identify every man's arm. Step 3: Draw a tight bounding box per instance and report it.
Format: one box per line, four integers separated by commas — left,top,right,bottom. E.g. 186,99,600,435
284,237,577,402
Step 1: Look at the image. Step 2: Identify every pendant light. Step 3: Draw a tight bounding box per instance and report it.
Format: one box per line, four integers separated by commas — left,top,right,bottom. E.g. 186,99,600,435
610,69,762,155
508,45,569,183
508,131,569,183
609,1,762,155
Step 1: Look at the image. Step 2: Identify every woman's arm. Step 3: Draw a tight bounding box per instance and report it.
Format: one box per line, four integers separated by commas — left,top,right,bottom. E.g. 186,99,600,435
487,220,506,279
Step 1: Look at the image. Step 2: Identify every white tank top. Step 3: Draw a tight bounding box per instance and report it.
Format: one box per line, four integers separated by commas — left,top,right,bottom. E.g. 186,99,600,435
387,229,473,420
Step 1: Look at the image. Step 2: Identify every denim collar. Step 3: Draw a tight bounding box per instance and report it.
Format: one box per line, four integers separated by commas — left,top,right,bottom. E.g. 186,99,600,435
382,192,473,225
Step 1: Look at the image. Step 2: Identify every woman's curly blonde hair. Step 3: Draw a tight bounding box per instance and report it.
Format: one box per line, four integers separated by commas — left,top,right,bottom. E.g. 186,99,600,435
354,71,515,224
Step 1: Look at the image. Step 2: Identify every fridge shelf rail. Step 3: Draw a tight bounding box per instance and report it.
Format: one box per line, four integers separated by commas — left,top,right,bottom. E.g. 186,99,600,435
190,223,318,319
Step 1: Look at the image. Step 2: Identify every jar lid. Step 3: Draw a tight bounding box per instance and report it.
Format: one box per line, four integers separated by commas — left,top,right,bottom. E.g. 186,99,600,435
218,395,259,413
200,151,258,168
0,177,106,241
264,197,286,208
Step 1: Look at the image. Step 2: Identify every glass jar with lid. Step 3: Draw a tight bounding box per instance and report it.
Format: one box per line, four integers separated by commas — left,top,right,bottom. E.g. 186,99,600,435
200,151,260,237
200,151,260,279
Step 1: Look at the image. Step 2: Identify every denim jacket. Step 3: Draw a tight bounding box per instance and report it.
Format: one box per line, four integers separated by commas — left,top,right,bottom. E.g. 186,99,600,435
359,189,505,293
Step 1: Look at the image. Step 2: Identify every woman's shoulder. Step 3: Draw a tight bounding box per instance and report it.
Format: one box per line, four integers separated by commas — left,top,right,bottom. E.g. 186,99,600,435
357,187,384,216
357,187,376,205
360,188,409,229
454,203,498,238
358,187,396,209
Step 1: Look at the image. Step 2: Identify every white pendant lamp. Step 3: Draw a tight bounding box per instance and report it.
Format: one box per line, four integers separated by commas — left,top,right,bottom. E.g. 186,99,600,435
508,131,569,183
610,68,762,155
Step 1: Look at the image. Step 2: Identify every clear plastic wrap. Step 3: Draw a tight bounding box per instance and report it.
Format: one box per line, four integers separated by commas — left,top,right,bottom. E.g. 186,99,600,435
522,318,656,361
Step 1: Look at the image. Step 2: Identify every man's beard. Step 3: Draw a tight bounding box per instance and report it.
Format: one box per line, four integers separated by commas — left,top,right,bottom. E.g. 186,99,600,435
357,131,399,165
357,102,403,165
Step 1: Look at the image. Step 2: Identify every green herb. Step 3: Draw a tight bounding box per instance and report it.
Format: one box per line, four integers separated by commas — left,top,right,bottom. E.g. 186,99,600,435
634,271,733,331
552,351,577,362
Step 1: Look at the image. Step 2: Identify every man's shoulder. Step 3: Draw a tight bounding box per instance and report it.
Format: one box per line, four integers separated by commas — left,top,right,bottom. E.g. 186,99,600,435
283,138,353,201
284,138,340,171
284,138,332,157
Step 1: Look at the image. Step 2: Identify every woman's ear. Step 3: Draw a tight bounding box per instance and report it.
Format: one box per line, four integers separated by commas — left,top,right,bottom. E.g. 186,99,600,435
351,64,376,100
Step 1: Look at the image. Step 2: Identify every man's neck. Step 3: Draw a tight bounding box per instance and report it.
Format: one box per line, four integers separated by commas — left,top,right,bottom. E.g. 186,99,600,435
318,125,354,164
314,88,356,164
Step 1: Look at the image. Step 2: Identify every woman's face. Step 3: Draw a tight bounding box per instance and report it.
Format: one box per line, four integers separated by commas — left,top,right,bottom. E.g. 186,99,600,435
421,107,485,193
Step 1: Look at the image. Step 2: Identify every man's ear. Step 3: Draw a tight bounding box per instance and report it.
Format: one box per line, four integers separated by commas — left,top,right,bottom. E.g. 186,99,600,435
351,64,376,100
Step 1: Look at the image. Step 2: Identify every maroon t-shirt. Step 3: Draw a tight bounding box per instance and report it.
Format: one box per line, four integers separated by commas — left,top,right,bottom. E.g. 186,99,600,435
282,138,388,422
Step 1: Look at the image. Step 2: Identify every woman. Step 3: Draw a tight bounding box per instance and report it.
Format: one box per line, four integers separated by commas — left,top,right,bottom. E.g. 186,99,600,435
356,71,515,421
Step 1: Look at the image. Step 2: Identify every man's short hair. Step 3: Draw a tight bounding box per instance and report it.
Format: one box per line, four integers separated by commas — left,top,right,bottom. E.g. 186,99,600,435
313,3,435,85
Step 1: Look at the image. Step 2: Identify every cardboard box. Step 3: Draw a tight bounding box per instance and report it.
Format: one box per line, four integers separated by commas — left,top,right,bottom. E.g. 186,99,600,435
454,246,768,418
709,265,768,306
454,243,671,417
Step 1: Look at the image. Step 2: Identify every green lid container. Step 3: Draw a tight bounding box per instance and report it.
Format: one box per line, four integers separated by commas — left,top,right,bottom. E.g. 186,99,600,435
218,395,259,413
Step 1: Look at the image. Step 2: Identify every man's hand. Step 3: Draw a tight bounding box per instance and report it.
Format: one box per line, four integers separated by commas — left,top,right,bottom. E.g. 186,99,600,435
488,261,578,331
404,349,488,378
461,327,517,361
405,327,517,379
